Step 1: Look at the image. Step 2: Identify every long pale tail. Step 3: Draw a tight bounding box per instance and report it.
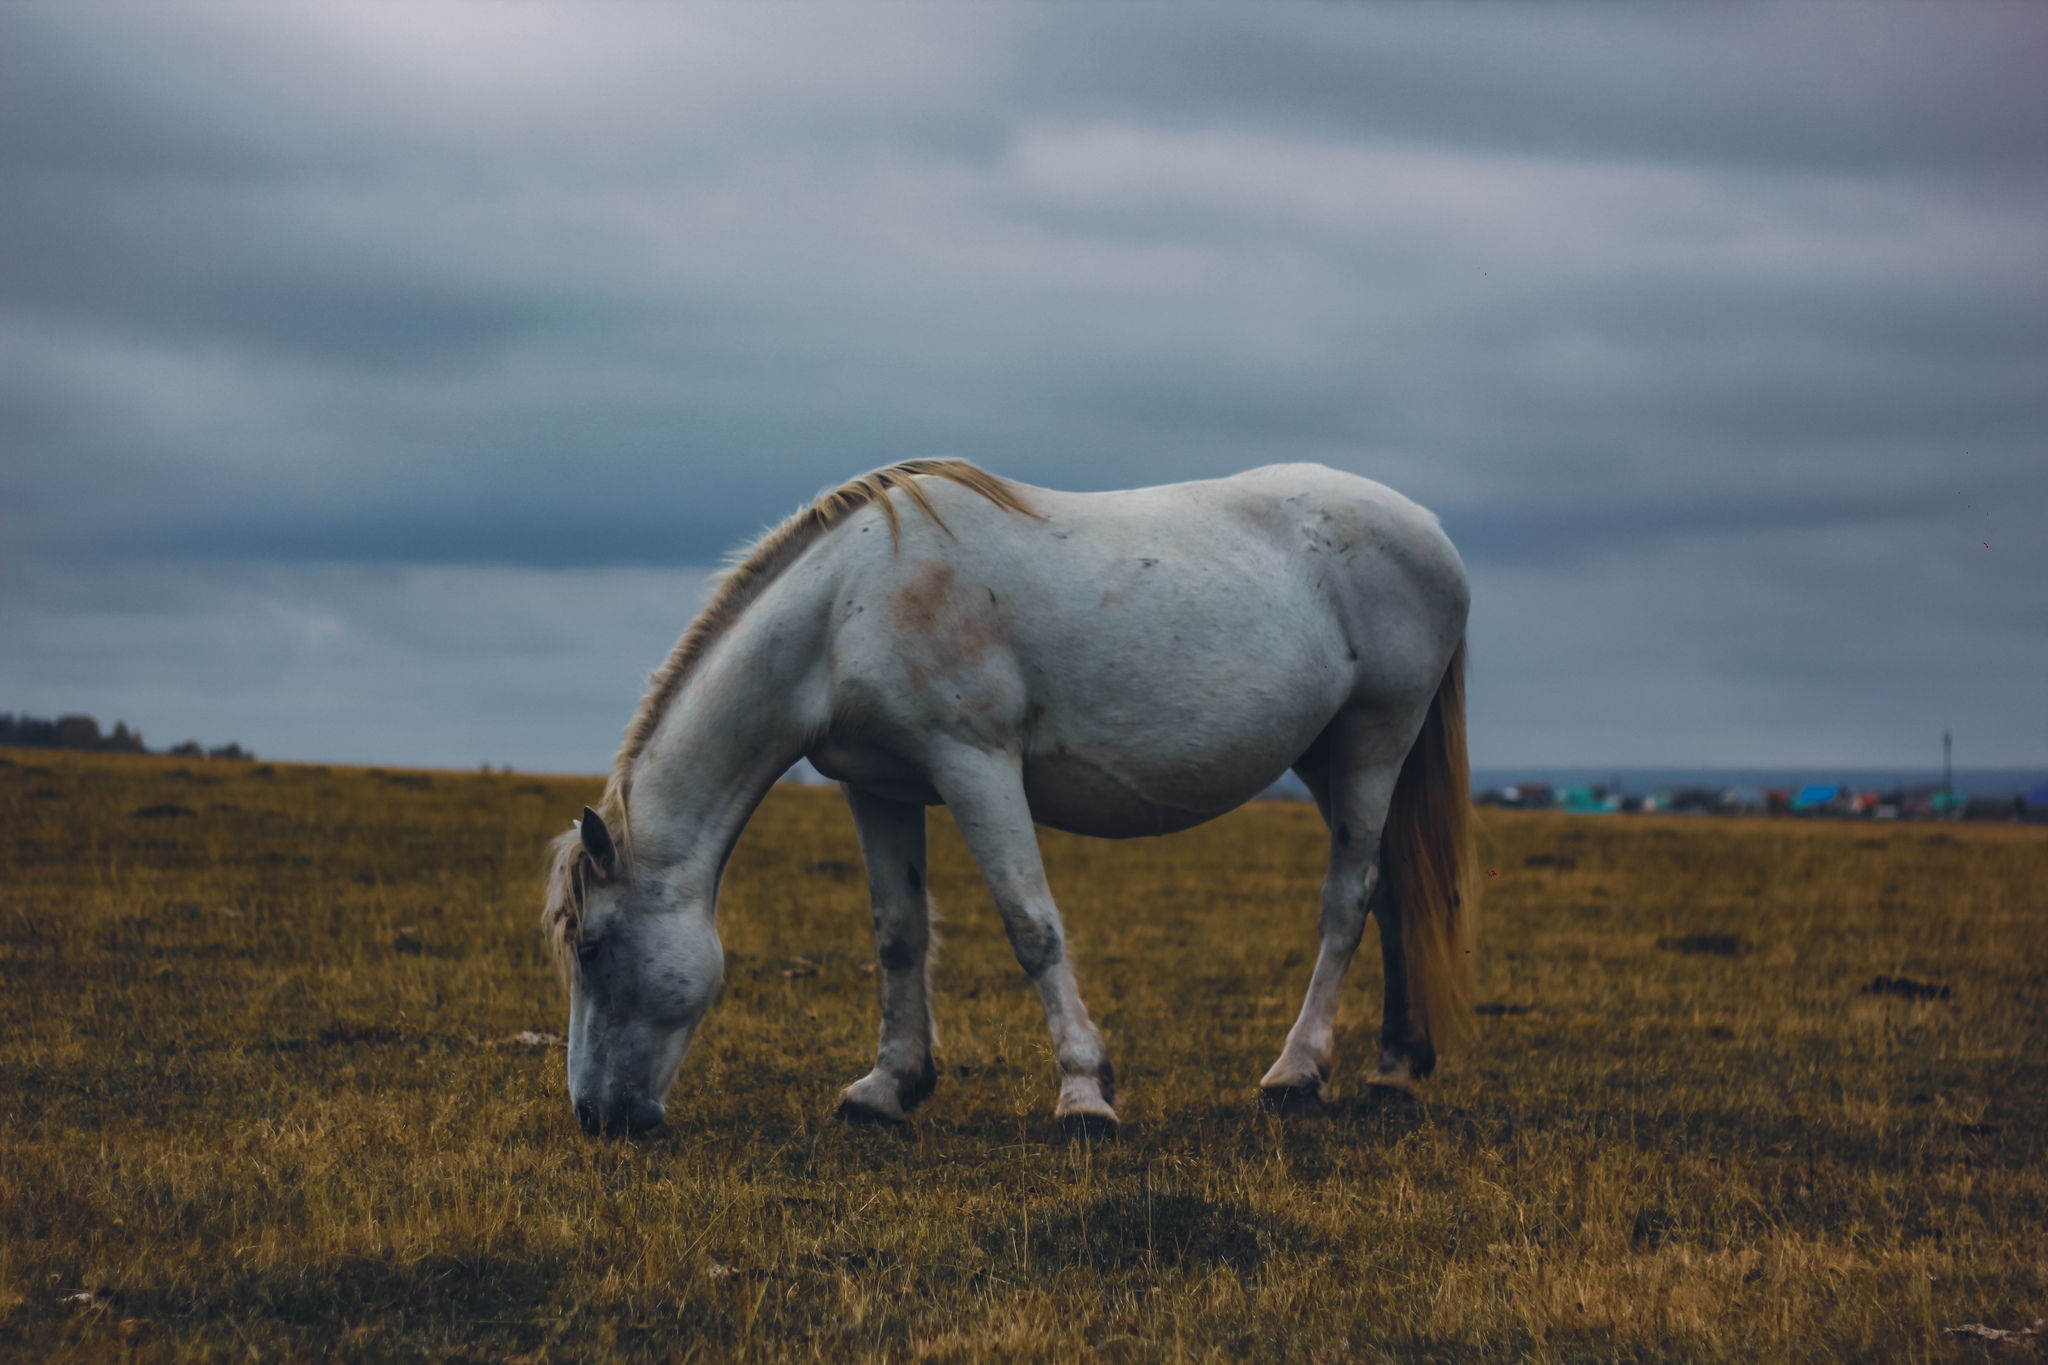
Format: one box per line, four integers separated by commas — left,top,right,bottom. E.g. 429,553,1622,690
1380,638,1476,1053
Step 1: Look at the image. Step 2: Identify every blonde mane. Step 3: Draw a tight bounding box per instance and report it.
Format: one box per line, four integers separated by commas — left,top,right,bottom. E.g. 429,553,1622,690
542,458,1036,979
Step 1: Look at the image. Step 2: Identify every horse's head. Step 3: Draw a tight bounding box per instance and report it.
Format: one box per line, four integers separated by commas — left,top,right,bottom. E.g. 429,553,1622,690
544,806,723,1137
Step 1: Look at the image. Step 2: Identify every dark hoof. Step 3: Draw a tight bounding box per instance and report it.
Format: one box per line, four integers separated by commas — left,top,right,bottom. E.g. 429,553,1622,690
899,1055,939,1112
836,1098,910,1127
1259,1084,1326,1116
1060,1113,1119,1143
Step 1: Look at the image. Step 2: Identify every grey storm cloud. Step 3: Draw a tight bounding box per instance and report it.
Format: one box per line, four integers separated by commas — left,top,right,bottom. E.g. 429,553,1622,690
2,1,2043,769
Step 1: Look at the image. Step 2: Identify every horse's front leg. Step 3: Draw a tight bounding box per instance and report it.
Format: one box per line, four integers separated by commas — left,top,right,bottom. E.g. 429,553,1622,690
931,748,1118,1140
836,784,939,1125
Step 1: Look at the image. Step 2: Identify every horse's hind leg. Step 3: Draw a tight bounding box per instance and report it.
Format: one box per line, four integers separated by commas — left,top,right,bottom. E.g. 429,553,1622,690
837,784,939,1125
1260,717,1405,1109
1365,873,1433,1098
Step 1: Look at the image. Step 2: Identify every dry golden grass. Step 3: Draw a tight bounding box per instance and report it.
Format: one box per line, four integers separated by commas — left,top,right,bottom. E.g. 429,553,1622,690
2,746,2043,1362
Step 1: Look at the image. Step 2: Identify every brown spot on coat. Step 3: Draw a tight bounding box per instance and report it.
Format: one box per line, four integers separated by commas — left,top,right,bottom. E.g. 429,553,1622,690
891,560,957,636
887,560,1010,701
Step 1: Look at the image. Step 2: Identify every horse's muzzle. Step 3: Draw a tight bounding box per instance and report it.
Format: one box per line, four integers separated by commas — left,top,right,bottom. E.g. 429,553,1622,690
576,1090,664,1138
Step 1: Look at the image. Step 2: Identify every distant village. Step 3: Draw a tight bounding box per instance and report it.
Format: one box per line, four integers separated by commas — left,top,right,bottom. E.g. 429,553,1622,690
0,713,254,762
1476,780,2048,823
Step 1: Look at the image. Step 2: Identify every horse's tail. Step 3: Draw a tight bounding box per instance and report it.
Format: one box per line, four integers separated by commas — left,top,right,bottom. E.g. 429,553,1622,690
1381,637,1476,1059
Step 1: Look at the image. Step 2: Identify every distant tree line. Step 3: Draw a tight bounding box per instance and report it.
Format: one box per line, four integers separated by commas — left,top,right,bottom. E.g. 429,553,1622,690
0,712,253,760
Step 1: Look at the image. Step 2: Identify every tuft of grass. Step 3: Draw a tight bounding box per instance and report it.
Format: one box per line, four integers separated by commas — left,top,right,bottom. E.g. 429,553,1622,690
2,746,2044,1361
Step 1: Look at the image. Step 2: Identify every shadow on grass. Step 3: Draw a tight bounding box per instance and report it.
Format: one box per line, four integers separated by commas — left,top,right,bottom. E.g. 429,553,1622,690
27,1253,589,1360
979,1189,1324,1272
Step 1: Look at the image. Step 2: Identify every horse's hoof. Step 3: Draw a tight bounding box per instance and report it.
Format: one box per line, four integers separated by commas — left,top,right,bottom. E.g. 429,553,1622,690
836,1098,910,1127
1060,1113,1119,1143
899,1055,939,1112
1258,1084,1326,1115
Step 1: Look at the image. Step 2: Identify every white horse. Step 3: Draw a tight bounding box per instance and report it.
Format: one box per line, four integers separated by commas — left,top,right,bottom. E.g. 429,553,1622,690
544,460,1474,1138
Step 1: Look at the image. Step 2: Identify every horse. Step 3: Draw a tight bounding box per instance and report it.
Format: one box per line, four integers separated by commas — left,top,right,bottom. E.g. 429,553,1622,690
543,459,1474,1138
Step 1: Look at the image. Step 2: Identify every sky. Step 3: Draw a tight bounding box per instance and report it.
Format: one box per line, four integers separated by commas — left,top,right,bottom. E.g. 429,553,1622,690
3,1,2044,774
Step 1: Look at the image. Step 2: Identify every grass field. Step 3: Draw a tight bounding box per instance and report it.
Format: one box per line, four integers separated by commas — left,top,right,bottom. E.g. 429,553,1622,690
2,746,2043,1362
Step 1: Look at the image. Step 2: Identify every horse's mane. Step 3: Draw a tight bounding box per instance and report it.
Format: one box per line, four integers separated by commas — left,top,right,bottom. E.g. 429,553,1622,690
542,458,1036,980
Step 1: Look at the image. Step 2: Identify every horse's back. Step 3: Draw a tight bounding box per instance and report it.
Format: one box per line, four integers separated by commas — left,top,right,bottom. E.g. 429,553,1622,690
993,463,1466,696
809,464,1467,835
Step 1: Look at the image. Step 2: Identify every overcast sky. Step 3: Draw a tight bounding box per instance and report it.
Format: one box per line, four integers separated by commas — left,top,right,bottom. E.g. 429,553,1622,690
3,2,2043,773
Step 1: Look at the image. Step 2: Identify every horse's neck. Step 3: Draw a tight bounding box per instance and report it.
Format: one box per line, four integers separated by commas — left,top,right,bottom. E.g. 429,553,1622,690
624,592,826,898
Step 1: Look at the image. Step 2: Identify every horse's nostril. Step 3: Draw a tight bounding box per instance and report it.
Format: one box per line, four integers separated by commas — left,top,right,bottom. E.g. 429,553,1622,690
576,1099,599,1135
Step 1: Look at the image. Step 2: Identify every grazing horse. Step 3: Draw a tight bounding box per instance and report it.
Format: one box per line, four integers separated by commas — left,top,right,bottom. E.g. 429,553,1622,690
543,460,1474,1138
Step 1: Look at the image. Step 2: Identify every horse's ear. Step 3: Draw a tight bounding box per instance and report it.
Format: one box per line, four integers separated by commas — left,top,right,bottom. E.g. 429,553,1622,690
579,807,618,879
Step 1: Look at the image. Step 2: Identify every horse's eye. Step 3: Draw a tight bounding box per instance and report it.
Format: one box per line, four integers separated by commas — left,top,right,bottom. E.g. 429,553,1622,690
577,938,602,964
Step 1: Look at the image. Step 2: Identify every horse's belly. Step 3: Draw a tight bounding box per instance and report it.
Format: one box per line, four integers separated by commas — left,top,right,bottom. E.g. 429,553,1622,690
812,735,1285,835
1009,619,1346,837
1020,750,1247,838
1018,704,1316,837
